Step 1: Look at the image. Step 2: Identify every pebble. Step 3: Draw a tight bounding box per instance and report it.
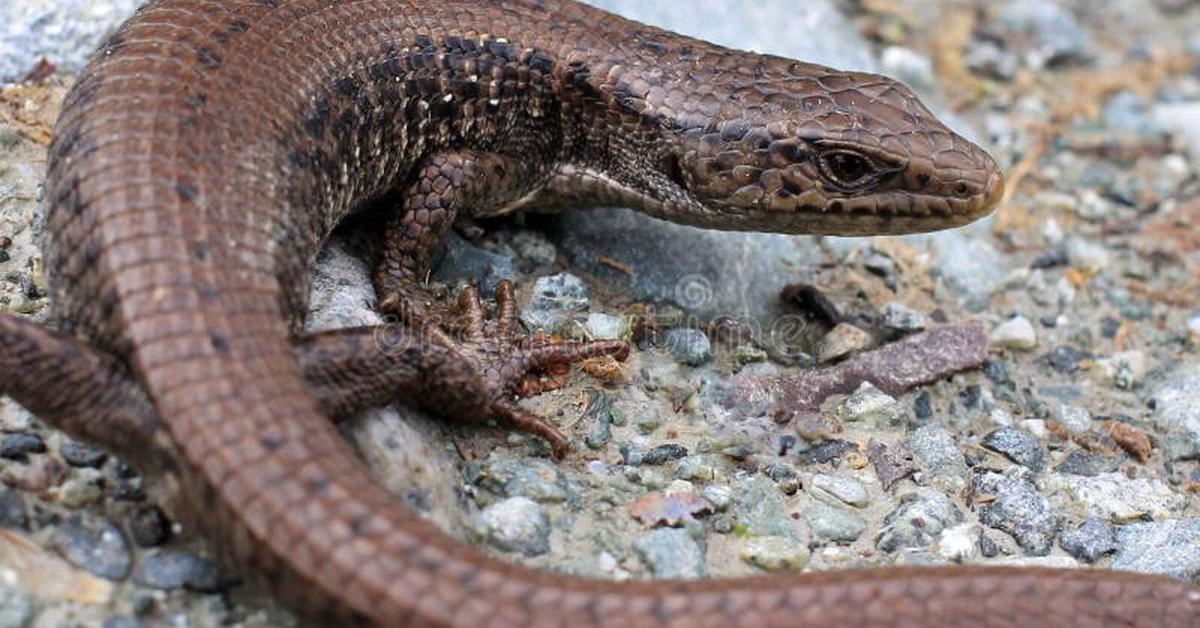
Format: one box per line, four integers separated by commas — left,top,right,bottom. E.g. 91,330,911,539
1112,519,1200,580
975,473,1057,555
633,528,706,578
700,484,733,511
520,273,590,332
880,46,936,91
1039,346,1091,374
912,391,934,420
52,514,131,580
584,312,628,340
1149,362,1200,443
989,316,1038,351
877,489,963,553
936,523,979,562
981,426,1046,472
810,474,869,508
1059,518,1117,563
641,444,689,466
0,432,46,462
127,505,170,548
477,497,550,557
0,487,28,530
880,302,927,335
0,587,34,628
837,382,904,426
1047,473,1186,521
56,470,104,508
817,323,873,362
59,440,107,468
932,230,1005,309
430,232,516,296
674,454,726,483
803,503,866,543
1096,351,1147,390
732,476,796,539
1054,450,1122,477
664,328,713,367
908,425,968,482
1065,236,1109,272
1054,404,1092,433
997,0,1090,67
739,535,811,572
133,551,222,592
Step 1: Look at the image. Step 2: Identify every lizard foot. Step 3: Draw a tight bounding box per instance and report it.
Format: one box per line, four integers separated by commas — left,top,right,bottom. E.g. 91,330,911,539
393,280,629,457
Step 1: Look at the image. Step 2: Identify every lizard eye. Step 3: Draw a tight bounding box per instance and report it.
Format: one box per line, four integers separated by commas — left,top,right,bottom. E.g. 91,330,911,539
817,150,878,189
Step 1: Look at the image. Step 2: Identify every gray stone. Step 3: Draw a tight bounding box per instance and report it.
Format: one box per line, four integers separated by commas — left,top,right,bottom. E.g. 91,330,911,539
0,586,33,628
1153,102,1200,158
1113,520,1200,580
810,474,869,508
134,551,223,592
500,461,570,503
932,230,1006,308
739,535,811,572
1047,473,1186,521
520,273,591,332
877,489,964,553
1065,237,1109,272
1053,451,1122,477
1149,362,1200,447
59,440,107,468
732,476,797,540
553,209,820,326
908,425,968,481
880,47,936,92
430,232,517,296
0,487,27,531
976,472,1057,556
477,497,550,557
981,426,1046,472
584,313,629,340
52,513,131,581
664,328,713,367
803,503,866,543
838,382,904,426
990,316,1038,351
817,323,874,362
0,0,141,82
633,528,706,579
0,432,45,462
1059,518,1117,563
880,302,927,335
997,0,1090,67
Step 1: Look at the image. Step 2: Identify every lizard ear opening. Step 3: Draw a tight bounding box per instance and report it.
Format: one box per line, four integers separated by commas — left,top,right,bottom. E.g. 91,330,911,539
663,152,688,191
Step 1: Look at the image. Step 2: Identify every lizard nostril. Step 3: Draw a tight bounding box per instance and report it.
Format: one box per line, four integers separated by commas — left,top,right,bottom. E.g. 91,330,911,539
916,174,931,187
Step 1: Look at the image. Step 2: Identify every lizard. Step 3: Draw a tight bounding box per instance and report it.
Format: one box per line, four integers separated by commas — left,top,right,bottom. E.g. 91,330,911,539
1,0,1196,625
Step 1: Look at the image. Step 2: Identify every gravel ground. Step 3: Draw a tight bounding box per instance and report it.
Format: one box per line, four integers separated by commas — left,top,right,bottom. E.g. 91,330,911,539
2,1,1200,626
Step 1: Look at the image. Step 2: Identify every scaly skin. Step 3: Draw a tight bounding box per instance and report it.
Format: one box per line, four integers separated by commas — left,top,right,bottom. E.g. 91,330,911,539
0,0,1196,625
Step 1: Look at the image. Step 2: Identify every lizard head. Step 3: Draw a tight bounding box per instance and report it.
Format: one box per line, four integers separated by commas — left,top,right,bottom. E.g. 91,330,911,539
643,62,1003,235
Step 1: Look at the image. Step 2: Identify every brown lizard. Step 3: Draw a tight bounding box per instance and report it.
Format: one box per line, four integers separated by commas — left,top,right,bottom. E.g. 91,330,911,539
1,0,1196,625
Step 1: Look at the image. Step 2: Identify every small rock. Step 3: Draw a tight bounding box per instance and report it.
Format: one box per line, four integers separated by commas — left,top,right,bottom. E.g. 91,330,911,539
739,535,811,572
1054,450,1122,477
674,455,726,483
584,313,628,340
0,487,28,530
810,474,869,508
520,273,589,332
732,477,796,540
56,471,104,509
701,485,733,511
932,230,1005,308
838,382,904,426
880,46,936,91
998,0,1090,67
877,489,963,553
127,505,170,548
976,472,1057,555
0,587,34,628
1112,520,1200,580
477,497,550,557
0,433,46,462
642,444,689,466
1048,473,1186,521
913,391,934,420
1150,363,1200,446
664,328,713,367
1059,518,1117,563
908,425,968,481
633,528,706,578
1065,236,1109,272
133,551,222,592
1054,404,1092,434
59,440,107,468
936,523,979,561
981,426,1046,472
818,323,873,362
990,316,1038,351
53,514,132,581
1040,346,1092,374
880,302,927,335
1096,351,1147,390
430,232,516,296
803,503,866,543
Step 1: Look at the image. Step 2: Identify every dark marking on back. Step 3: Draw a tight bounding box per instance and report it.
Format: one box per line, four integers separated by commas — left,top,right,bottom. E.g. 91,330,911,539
210,332,230,353
260,436,284,451
176,181,198,202
334,76,362,98
190,240,210,261
305,95,331,137
196,46,222,70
